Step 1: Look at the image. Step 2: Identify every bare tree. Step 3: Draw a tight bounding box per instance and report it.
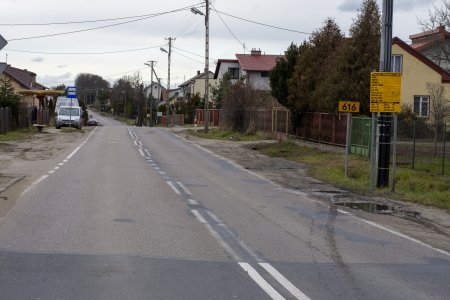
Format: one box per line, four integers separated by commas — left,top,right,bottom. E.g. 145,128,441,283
426,82,450,154
418,0,450,71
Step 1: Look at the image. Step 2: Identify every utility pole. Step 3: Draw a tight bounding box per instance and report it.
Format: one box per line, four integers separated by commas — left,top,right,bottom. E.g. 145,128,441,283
145,60,156,126
377,0,394,187
163,37,175,127
204,0,210,133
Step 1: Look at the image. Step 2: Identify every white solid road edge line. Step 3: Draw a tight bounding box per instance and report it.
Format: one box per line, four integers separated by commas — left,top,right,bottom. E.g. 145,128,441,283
239,263,285,300
259,263,310,300
20,175,49,197
338,209,450,257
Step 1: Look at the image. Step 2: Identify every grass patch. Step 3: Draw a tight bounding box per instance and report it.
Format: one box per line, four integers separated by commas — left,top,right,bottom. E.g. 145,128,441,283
259,141,450,211
0,128,37,142
187,128,271,141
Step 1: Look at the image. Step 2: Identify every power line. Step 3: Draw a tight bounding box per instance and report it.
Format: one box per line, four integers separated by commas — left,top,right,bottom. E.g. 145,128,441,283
104,67,148,78
0,3,204,26
211,3,247,51
7,5,200,41
4,45,165,55
212,9,311,35
172,49,204,64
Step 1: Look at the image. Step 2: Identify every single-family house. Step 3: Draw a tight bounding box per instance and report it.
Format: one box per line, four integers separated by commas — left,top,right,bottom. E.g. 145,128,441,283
178,70,215,101
144,81,166,106
392,37,450,118
214,49,282,91
0,63,47,106
409,25,450,71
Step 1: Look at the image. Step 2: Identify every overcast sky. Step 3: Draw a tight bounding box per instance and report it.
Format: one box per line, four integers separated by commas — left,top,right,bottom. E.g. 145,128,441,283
0,0,440,88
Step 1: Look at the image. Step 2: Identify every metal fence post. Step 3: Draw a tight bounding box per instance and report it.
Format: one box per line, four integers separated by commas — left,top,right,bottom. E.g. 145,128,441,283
391,113,398,192
412,121,416,170
442,123,446,176
286,110,289,135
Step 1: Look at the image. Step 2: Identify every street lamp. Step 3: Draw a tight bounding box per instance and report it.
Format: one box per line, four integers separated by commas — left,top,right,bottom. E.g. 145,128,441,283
191,2,210,133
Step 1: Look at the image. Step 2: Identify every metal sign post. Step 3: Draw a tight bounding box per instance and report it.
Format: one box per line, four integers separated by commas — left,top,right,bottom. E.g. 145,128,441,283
339,101,360,178
66,86,77,128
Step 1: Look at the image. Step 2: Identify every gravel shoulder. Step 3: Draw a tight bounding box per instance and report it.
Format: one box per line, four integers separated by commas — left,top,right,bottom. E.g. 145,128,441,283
0,127,88,219
0,126,449,253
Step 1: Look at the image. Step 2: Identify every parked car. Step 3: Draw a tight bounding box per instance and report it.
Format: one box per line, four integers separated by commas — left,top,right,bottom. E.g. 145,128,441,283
54,97,79,115
87,118,98,126
55,106,82,129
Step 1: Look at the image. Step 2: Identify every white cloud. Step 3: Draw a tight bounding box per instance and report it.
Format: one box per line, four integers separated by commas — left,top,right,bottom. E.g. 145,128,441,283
338,0,360,12
338,0,437,13
37,72,73,86
395,0,437,12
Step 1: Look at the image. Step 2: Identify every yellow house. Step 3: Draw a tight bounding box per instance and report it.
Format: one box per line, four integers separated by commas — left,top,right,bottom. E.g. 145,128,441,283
0,63,47,107
392,37,450,118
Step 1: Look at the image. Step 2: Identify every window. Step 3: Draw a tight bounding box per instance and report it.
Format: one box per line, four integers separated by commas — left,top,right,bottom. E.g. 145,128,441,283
392,55,403,73
414,96,429,117
228,67,240,79
261,71,269,78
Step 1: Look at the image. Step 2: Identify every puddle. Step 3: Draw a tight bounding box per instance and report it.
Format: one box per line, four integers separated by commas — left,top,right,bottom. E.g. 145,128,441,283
334,201,422,218
334,202,395,215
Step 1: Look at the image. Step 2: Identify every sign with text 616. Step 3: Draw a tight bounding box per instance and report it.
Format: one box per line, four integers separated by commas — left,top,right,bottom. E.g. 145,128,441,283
339,101,360,113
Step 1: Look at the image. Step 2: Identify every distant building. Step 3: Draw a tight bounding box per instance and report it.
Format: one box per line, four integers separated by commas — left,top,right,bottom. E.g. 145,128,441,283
0,63,47,106
178,70,216,101
214,49,282,91
409,25,450,71
393,36,450,119
144,81,166,106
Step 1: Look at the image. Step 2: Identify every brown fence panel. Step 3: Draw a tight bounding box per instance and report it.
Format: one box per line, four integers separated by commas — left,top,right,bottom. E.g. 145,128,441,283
295,113,346,146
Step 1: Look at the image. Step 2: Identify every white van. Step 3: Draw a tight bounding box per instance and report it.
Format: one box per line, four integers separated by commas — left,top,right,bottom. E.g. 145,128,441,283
55,97,79,115
55,106,82,129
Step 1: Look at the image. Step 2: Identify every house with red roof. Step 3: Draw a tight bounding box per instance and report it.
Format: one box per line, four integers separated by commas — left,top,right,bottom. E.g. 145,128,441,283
0,63,47,106
409,25,450,71
214,49,282,91
392,37,450,118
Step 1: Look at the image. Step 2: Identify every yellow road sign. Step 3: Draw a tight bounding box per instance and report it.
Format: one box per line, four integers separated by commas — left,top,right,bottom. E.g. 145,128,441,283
339,101,360,113
370,72,402,113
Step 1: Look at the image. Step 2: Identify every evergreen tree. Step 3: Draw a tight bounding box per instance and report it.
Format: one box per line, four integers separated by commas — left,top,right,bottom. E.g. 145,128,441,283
339,0,381,114
211,72,232,109
287,18,344,113
269,43,301,107
0,77,21,115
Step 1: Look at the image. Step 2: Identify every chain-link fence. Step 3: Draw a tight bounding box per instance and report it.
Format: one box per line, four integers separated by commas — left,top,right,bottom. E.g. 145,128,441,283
396,119,450,176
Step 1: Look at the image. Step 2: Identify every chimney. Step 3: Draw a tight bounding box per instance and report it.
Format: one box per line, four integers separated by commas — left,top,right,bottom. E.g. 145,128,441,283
197,70,201,75
251,48,262,56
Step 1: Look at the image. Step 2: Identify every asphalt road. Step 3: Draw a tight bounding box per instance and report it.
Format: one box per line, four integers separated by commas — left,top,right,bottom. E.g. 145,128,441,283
0,121,449,299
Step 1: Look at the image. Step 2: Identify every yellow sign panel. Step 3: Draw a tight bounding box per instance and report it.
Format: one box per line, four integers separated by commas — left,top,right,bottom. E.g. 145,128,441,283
339,101,360,113
370,72,402,113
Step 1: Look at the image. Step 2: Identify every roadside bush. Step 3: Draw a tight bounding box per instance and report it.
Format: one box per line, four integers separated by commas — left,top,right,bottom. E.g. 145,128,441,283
221,84,266,133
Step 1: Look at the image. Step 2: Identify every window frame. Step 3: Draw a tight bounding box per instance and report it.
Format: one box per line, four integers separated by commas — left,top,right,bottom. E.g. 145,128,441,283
413,95,430,118
228,67,240,79
392,54,403,73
